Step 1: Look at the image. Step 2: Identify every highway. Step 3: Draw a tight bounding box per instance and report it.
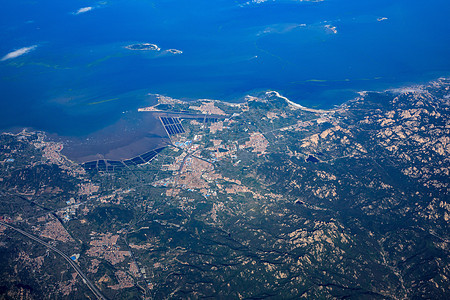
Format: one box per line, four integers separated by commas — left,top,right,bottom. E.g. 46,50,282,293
0,221,107,300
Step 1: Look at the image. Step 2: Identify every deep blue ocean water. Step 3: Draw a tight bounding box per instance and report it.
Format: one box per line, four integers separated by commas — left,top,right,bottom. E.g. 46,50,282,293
1,0,449,136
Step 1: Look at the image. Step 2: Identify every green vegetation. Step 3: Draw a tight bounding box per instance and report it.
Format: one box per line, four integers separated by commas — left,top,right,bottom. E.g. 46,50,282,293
1,79,449,299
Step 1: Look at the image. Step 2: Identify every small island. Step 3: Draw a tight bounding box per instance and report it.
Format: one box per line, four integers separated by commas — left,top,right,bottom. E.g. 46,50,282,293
165,49,183,55
124,43,161,51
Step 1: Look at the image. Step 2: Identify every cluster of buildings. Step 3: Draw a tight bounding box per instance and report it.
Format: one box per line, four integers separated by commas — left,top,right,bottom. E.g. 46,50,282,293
86,233,131,265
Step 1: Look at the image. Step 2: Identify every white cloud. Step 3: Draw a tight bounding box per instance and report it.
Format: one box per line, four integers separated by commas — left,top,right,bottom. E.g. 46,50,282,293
74,6,94,15
1,45,38,61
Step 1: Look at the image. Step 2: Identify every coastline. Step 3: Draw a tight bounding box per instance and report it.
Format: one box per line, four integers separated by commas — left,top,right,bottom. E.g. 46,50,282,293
264,91,334,113
2,77,448,145
139,76,449,116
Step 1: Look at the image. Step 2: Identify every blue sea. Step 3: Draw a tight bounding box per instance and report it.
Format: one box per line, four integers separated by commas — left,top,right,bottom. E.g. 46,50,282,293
1,0,449,136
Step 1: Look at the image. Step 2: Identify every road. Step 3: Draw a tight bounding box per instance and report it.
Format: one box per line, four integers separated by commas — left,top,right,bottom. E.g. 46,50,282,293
0,221,107,300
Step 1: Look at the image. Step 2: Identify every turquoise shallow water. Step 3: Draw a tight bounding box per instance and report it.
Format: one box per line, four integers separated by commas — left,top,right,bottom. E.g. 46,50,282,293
0,0,449,135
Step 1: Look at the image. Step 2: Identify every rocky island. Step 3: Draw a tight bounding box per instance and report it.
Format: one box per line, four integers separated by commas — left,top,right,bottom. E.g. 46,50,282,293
124,43,161,51
164,49,183,55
